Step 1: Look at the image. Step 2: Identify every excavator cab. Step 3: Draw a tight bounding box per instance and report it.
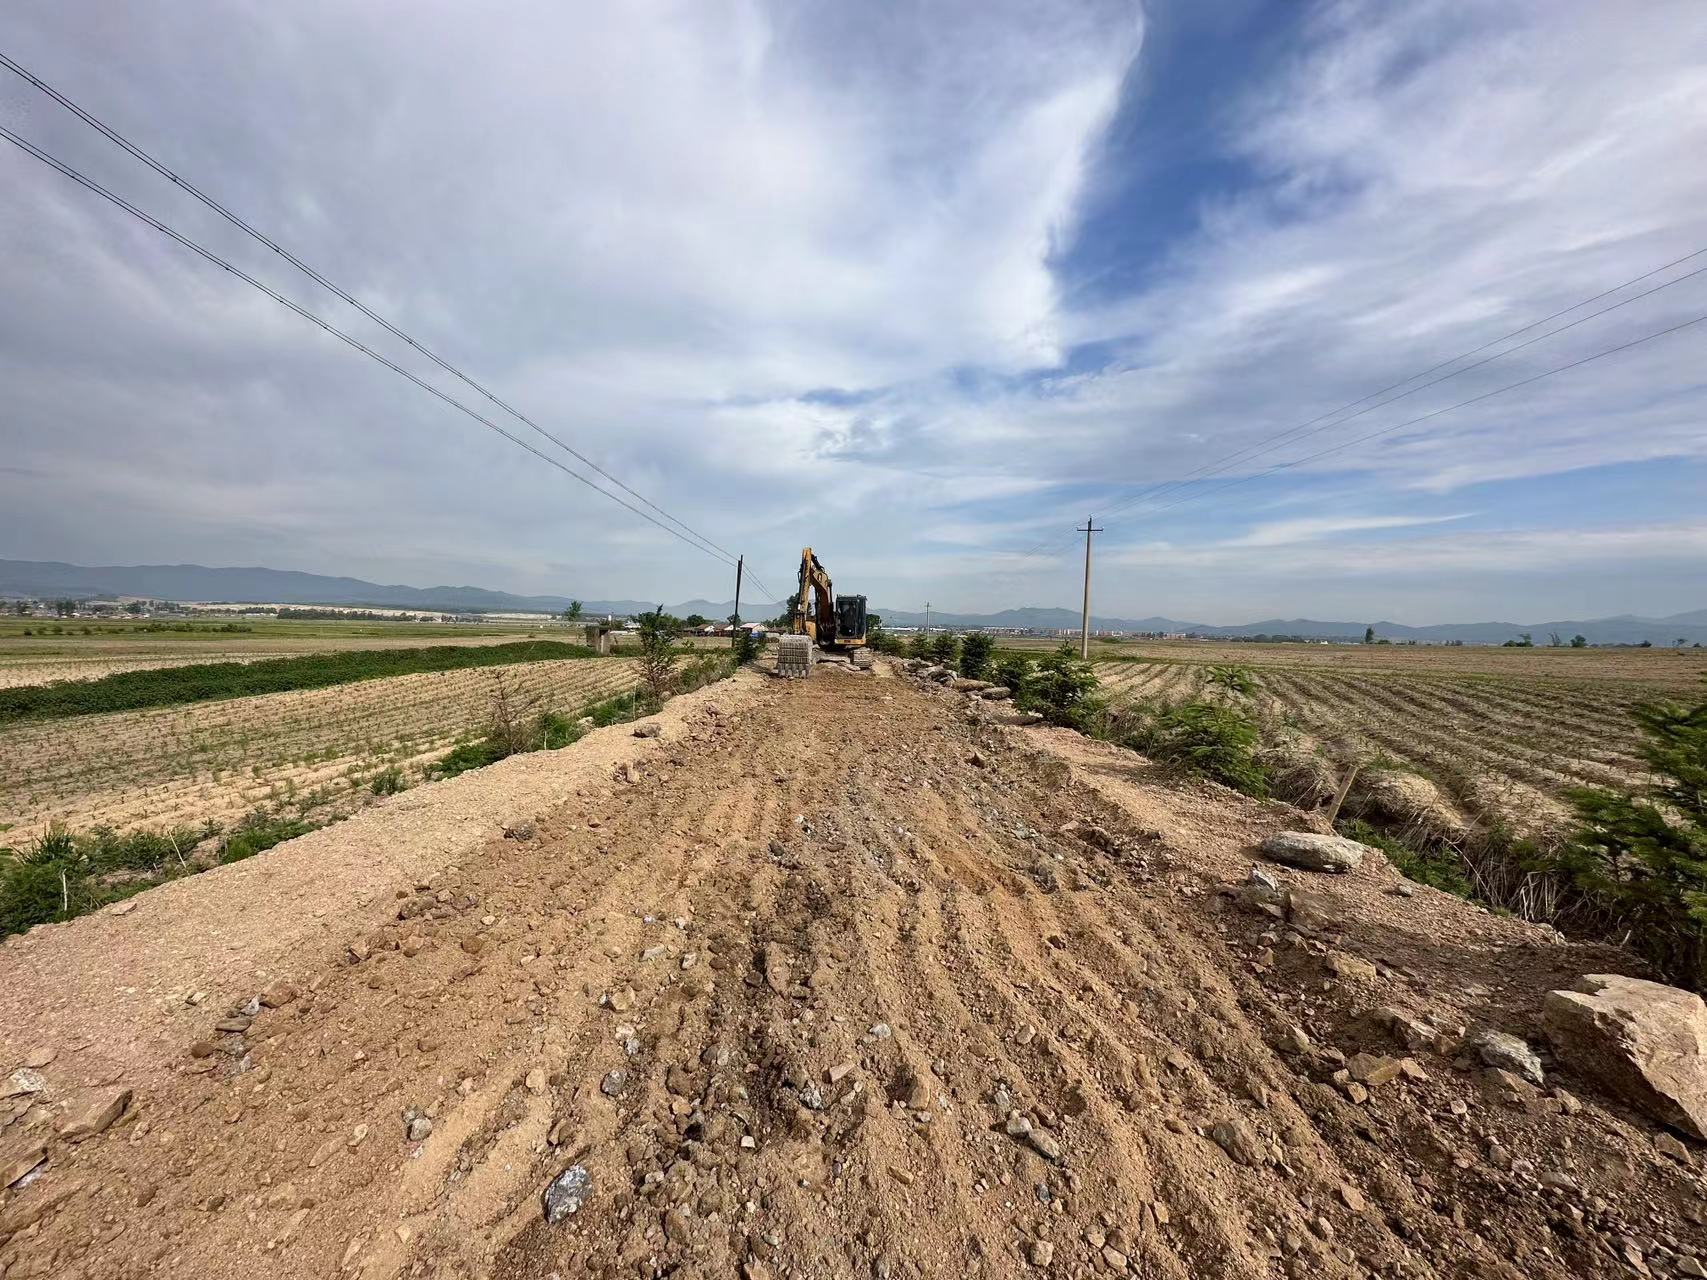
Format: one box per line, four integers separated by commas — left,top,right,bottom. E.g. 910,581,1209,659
835,594,867,646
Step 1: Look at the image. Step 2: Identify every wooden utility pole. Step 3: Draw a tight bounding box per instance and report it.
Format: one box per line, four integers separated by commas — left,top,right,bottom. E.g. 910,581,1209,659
1078,516,1102,660
730,555,743,649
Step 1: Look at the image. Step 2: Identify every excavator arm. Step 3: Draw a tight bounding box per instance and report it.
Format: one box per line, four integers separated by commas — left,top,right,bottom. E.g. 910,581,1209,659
793,547,838,643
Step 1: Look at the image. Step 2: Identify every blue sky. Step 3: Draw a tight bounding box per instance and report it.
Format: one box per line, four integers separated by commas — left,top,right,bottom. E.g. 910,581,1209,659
3,0,1705,621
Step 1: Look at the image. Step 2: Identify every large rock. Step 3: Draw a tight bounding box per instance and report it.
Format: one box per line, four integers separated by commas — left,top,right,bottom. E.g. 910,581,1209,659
1260,831,1373,874
1543,974,1707,1137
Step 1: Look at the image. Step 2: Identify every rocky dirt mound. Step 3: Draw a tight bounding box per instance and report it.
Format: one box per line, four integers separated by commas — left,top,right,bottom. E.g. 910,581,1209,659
2,667,1704,1280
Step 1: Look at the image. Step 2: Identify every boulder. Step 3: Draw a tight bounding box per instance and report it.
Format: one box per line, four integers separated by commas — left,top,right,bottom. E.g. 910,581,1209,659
1465,1029,1543,1086
1261,831,1372,874
1543,974,1707,1137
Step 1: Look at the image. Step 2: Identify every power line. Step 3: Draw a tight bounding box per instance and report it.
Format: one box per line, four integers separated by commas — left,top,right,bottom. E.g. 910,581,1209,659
0,121,744,570
1082,309,1707,532
1015,244,1707,560
0,50,742,565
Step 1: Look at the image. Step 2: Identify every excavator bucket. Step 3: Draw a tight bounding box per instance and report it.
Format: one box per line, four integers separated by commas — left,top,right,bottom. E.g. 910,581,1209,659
777,633,814,679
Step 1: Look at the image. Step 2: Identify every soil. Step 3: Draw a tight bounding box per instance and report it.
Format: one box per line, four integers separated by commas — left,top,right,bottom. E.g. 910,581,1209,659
2,663,1703,1280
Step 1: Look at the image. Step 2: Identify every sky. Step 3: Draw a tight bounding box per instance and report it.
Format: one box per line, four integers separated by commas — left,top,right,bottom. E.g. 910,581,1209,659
2,0,1705,624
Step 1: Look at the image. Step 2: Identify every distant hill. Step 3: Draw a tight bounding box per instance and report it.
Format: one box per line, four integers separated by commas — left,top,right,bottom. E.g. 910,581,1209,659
3,559,1703,645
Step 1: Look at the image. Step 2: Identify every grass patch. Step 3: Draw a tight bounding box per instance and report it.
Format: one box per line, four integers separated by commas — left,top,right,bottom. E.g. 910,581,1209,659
1338,817,1475,898
1121,699,1270,797
0,640,597,723
218,810,317,864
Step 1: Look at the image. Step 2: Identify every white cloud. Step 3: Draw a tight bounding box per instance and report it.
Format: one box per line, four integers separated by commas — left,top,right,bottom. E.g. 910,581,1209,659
2,0,1705,622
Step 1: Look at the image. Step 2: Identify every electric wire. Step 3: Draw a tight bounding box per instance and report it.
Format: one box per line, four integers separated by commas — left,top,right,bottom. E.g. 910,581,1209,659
0,50,742,566
0,122,743,571
1068,309,1707,536
1016,245,1707,559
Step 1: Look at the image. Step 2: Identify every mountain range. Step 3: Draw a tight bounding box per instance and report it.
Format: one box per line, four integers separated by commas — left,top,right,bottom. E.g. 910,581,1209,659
3,559,1704,646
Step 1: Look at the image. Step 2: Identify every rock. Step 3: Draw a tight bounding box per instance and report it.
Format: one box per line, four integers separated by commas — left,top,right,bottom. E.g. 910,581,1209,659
827,1061,856,1085
526,1068,547,1095
1374,1007,1438,1052
1,1143,46,1189
761,943,792,996
1467,1028,1544,1086
260,983,298,1009
407,1116,433,1142
542,1164,592,1223
460,936,486,956
502,819,537,841
980,687,1013,701
601,1069,628,1097
1543,974,1707,1138
1028,1239,1055,1267
61,1087,131,1141
1260,831,1372,873
607,986,636,1012
2,1070,46,1099
1656,1132,1693,1164
1027,1128,1062,1161
108,900,137,916
1347,1053,1404,1087
1324,951,1377,982
632,722,662,738
1210,1117,1265,1167
21,1047,54,1070
1248,866,1280,893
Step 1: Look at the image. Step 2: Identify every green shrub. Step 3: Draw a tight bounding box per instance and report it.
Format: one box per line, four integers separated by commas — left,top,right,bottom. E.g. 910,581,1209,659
0,858,76,936
218,810,315,864
991,652,1034,697
929,632,960,667
369,765,405,795
1020,645,1104,730
1549,682,1707,984
1203,664,1257,697
959,633,995,681
1340,818,1474,897
1127,699,1268,796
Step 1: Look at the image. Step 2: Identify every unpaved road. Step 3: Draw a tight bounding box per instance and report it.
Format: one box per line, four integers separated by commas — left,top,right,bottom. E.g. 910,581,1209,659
1,665,1701,1279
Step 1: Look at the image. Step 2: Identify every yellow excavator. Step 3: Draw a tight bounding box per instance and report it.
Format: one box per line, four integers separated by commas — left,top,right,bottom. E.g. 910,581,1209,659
778,546,866,677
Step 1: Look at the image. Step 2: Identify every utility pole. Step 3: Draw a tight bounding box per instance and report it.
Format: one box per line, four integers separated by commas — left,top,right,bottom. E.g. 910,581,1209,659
1078,516,1102,660
730,555,743,649
924,601,931,634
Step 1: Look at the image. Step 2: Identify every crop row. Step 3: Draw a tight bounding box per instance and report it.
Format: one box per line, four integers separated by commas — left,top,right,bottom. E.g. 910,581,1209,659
0,639,597,721
1093,658,1658,837
0,658,642,838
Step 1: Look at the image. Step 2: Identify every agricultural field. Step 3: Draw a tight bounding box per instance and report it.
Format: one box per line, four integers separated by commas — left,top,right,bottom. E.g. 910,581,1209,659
0,615,577,688
0,655,642,841
1089,640,1707,841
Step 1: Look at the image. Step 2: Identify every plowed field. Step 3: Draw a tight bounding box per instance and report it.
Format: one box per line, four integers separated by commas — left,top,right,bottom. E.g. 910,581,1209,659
0,657,641,839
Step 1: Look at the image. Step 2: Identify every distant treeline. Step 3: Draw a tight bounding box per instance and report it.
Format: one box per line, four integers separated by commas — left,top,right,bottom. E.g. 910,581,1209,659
0,640,595,723
273,607,437,622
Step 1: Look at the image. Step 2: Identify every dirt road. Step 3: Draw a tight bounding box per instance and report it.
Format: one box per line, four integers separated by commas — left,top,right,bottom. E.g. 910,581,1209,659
1,665,1700,1279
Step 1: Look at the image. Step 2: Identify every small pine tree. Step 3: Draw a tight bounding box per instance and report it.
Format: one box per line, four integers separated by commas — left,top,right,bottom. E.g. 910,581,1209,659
636,606,681,701
959,633,995,681
1552,681,1707,984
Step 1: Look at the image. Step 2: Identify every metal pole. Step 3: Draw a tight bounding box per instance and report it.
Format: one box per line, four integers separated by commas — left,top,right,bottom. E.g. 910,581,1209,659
924,601,931,633
731,555,743,649
1078,516,1102,660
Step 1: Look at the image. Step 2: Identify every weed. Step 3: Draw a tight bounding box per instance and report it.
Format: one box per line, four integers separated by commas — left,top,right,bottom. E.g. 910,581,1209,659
1339,818,1475,897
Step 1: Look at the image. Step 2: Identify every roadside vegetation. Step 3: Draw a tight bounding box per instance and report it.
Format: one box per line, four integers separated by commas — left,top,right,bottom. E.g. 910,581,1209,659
0,639,596,722
0,807,319,938
431,648,737,780
0,644,743,939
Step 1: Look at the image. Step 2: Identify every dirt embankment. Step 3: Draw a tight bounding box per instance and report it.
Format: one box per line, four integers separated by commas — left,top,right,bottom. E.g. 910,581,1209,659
1,663,1701,1280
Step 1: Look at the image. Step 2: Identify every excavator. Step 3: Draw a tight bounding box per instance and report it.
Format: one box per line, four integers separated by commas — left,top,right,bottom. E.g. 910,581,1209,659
777,546,866,677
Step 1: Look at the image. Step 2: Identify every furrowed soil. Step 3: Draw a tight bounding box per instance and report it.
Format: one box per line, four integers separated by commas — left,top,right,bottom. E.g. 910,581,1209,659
1,664,1700,1280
